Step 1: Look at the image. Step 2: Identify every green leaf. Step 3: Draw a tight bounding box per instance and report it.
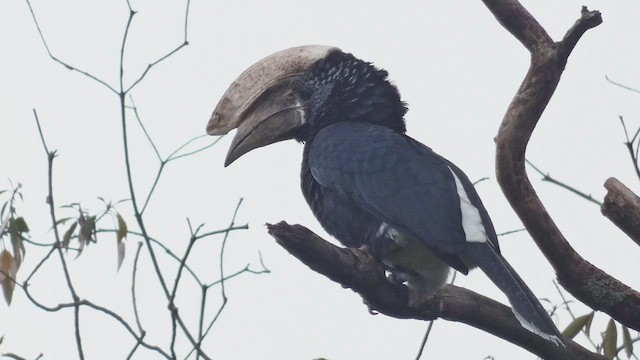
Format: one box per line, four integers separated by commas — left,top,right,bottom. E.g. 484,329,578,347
9,217,29,234
583,310,595,338
622,325,633,358
0,202,8,219
78,215,96,245
561,312,594,339
9,231,24,269
603,319,618,360
116,213,127,243
60,203,80,209
116,213,127,271
62,222,78,249
117,241,125,271
0,218,9,237
54,217,74,226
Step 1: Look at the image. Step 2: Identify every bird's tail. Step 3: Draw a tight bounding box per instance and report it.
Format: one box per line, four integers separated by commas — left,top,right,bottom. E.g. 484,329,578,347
468,242,565,347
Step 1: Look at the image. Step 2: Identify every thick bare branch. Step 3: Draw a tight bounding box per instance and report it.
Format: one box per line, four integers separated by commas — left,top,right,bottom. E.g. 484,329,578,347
489,2,640,331
602,177,640,247
267,222,604,360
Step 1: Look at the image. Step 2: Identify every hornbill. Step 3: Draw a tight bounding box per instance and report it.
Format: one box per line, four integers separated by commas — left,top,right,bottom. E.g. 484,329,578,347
207,45,563,346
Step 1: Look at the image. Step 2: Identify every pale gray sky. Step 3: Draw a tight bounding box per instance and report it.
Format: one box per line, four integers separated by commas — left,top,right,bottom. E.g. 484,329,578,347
2,0,640,358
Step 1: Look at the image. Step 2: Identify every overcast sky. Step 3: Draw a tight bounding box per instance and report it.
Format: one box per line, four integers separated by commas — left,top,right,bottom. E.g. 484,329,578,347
2,0,640,359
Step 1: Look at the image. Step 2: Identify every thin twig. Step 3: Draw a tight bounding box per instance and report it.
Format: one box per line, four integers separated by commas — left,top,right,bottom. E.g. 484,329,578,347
552,280,598,349
171,219,201,299
167,136,222,162
125,334,143,360
414,268,457,359
525,159,602,206
205,261,271,289
96,228,204,286
196,285,207,360
414,321,434,360
618,116,640,182
195,199,244,350
129,96,162,162
168,219,202,357
473,177,490,186
194,224,249,241
25,0,118,94
32,110,85,359
82,300,171,359
18,276,171,359
141,164,165,215
496,228,527,237
606,76,640,94
131,242,144,334
124,0,192,93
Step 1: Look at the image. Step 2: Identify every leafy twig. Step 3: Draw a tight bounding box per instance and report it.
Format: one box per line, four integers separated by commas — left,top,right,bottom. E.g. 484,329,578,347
32,109,85,359
25,0,118,95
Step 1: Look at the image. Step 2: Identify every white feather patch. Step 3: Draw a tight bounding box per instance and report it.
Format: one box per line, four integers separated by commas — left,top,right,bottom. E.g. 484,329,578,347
512,307,564,346
448,168,486,243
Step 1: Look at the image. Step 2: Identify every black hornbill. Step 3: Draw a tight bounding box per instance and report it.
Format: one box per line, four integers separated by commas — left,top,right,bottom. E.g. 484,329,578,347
207,45,563,346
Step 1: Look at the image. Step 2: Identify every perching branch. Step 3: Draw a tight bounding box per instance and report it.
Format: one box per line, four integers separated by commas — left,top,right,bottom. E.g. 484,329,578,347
489,1,640,332
266,221,604,360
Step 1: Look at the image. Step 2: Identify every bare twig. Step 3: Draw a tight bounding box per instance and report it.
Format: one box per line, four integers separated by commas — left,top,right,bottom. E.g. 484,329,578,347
414,321,434,360
124,0,191,93
131,242,144,335
606,76,640,94
32,110,85,359
129,96,162,162
525,160,602,206
552,281,598,349
496,228,526,237
193,199,245,353
617,116,640,182
25,0,118,94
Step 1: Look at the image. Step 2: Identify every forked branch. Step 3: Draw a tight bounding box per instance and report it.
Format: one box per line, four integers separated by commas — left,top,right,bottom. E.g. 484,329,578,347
490,1,640,332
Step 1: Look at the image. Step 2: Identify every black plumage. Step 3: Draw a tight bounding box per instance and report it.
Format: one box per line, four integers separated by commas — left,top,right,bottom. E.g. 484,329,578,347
208,46,564,345
294,50,563,345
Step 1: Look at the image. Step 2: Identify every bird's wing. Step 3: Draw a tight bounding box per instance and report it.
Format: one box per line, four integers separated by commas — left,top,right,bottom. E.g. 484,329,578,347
308,122,483,266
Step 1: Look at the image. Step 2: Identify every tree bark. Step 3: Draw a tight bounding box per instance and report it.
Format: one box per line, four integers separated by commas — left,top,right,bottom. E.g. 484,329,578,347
489,2,640,332
601,177,640,247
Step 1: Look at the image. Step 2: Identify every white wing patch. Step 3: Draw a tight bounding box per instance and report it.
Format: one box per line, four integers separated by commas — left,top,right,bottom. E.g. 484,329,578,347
448,167,487,243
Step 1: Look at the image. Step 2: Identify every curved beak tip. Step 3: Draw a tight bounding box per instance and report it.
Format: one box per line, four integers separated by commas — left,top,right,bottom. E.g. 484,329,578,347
208,45,341,165
206,112,227,136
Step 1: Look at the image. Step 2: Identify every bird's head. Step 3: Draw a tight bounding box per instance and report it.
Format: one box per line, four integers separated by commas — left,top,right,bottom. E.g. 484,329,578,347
206,45,407,166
